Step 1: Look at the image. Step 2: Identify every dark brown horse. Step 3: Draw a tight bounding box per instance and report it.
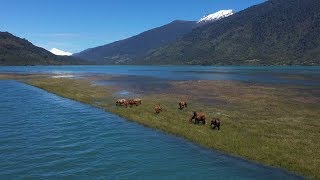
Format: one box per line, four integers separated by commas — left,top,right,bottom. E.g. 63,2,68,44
154,104,162,114
127,99,135,107
116,99,128,108
210,118,221,130
179,101,187,110
190,111,206,124
127,98,142,107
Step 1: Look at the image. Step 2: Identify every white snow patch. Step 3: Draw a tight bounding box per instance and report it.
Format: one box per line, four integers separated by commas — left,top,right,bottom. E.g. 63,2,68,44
50,48,73,56
198,10,234,23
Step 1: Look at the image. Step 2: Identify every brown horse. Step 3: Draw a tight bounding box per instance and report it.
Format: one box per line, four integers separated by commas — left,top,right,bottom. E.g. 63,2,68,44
127,98,141,107
179,101,187,110
133,98,142,106
116,99,128,108
210,118,221,130
127,99,135,107
190,111,206,124
154,104,162,114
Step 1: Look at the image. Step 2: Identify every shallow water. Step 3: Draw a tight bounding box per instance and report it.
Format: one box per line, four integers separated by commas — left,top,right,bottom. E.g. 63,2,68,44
1,65,320,86
0,80,302,179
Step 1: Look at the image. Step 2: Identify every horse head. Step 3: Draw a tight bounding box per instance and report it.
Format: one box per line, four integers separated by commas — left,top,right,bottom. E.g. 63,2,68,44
210,118,215,126
190,111,197,121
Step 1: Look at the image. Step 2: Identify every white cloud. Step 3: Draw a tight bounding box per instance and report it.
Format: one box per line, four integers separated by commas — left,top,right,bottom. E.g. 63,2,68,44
50,48,73,56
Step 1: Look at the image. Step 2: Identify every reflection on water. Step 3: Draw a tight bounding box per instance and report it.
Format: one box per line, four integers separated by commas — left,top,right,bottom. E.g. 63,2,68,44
52,74,75,78
115,90,137,98
0,80,303,179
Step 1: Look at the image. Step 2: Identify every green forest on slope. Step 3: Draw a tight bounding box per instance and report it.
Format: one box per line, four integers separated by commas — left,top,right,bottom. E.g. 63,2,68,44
0,32,85,65
142,0,320,65
74,20,197,64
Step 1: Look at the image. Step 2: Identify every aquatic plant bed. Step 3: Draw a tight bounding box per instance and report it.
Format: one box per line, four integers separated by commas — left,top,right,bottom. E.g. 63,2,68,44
1,74,319,178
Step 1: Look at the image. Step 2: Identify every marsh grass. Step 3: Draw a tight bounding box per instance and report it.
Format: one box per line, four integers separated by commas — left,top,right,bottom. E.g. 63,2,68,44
1,74,319,178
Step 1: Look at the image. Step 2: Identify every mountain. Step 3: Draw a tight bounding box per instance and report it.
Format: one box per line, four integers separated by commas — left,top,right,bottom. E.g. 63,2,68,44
143,0,320,65
198,10,234,24
50,48,72,56
0,32,84,65
74,20,197,64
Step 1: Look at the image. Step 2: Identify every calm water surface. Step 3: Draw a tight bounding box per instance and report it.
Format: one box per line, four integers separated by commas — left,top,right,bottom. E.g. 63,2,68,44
0,80,303,179
1,65,320,86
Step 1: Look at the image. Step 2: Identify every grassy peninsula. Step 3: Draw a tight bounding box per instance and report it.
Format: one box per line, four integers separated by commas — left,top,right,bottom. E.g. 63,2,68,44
1,74,319,178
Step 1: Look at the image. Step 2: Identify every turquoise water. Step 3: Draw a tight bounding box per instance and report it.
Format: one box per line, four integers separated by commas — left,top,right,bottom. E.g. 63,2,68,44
1,65,320,86
0,80,302,179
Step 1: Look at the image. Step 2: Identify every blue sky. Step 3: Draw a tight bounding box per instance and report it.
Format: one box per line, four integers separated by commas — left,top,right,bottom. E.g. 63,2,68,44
0,0,265,53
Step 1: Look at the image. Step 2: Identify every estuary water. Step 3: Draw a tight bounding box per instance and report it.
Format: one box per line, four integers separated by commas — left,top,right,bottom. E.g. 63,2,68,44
0,80,302,179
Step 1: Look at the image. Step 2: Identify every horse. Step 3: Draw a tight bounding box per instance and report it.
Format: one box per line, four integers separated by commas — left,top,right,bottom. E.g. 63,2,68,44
154,104,162,114
126,98,141,107
190,111,206,124
210,118,221,130
133,98,142,106
127,99,136,107
179,101,187,110
116,99,128,108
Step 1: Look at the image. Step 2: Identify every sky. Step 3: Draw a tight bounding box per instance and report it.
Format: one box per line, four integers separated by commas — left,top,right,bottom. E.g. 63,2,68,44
0,0,265,53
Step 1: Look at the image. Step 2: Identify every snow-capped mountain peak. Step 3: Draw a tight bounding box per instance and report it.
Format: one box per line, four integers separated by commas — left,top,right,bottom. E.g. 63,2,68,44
50,48,72,56
198,10,234,23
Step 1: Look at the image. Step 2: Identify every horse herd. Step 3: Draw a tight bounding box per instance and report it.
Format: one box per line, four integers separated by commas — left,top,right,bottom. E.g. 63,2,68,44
115,99,221,130
116,98,141,108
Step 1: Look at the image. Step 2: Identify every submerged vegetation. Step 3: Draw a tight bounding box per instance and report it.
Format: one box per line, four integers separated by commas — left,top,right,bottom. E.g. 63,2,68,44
1,74,319,178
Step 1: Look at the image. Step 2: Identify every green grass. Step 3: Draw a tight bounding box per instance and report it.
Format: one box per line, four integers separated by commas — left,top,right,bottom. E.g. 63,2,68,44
1,74,319,179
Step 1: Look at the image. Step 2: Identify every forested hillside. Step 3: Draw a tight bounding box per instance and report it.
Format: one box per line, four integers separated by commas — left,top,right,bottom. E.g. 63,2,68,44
0,32,84,65
142,0,320,65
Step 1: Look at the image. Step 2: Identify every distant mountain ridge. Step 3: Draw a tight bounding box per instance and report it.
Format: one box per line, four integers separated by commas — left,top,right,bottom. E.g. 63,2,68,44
0,32,84,65
142,0,320,65
74,10,236,64
4,0,318,66
74,20,197,64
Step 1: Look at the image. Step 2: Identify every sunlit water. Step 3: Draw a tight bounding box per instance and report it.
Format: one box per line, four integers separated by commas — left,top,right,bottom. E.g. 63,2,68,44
0,80,302,179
